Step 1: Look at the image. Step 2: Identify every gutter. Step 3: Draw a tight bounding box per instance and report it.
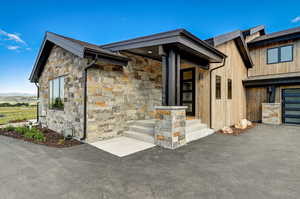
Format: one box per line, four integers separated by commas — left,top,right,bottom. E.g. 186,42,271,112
209,57,227,128
81,54,98,141
35,83,40,123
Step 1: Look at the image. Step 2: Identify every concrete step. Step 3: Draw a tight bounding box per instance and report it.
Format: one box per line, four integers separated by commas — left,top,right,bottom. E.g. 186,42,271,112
127,120,156,128
124,131,155,144
186,128,215,143
186,123,207,133
186,119,202,126
129,125,154,135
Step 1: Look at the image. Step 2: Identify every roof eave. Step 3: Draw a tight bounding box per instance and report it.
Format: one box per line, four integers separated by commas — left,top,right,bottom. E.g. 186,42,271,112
101,29,226,63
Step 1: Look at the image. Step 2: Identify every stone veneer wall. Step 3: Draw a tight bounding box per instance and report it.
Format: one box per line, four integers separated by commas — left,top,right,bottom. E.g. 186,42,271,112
86,52,162,142
38,46,87,138
262,103,282,125
154,106,187,149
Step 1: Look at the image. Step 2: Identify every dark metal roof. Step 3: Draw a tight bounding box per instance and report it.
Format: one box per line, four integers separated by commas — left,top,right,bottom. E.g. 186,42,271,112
241,25,265,39
101,29,226,63
205,30,253,68
29,32,129,83
248,26,300,47
243,72,300,87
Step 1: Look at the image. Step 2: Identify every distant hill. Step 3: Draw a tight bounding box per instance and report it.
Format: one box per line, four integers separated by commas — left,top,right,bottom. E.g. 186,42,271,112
0,93,36,97
0,93,37,105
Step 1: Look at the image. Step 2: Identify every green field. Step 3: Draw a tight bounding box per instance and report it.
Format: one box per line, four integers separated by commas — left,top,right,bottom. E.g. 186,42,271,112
0,106,37,125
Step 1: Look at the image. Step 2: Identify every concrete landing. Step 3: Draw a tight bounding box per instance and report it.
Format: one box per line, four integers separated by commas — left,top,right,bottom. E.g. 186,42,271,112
89,137,155,157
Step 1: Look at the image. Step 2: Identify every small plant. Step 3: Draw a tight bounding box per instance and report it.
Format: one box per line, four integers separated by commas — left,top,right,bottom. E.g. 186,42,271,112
4,125,15,132
57,139,65,145
24,128,46,142
15,126,29,135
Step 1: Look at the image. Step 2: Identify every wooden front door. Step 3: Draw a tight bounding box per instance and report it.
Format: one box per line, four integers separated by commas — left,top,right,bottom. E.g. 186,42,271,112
180,68,196,116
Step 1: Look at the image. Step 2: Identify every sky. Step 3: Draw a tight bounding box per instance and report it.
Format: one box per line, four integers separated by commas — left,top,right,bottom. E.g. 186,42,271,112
1,0,300,94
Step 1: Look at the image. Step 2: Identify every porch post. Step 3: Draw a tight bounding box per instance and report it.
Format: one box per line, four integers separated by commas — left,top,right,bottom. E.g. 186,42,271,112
159,46,168,106
160,46,181,106
168,49,176,106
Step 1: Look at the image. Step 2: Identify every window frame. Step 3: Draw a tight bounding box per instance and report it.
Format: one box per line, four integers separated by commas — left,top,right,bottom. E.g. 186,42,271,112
49,75,65,110
227,78,232,99
215,75,221,100
266,44,293,64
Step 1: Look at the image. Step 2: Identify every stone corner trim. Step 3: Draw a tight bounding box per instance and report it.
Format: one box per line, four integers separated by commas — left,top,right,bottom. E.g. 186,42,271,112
262,103,282,125
154,106,187,149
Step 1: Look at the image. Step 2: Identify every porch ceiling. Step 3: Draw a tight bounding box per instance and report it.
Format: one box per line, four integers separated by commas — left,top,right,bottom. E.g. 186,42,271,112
101,29,226,63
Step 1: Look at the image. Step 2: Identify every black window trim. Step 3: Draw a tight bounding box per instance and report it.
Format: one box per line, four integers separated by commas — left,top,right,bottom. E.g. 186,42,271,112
215,75,221,100
227,78,232,100
266,44,293,64
49,75,65,111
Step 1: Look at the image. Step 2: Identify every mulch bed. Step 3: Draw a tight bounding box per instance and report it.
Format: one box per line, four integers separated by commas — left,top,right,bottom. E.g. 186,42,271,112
0,127,82,148
9,119,27,123
217,123,256,136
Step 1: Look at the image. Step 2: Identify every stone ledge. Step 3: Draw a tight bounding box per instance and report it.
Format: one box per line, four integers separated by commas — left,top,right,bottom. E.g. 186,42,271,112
155,106,188,110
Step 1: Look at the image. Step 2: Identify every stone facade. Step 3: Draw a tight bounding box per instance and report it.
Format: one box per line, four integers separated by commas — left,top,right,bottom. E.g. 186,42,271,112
86,52,162,142
262,103,282,125
154,106,187,149
38,46,86,138
38,46,162,142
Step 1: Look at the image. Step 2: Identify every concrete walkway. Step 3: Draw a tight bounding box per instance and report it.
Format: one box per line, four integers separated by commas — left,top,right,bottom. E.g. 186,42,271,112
0,124,300,199
90,136,155,157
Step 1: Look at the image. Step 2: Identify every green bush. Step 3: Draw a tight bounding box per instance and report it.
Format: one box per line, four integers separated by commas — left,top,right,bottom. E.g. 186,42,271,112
4,125,15,132
15,127,28,135
24,128,46,142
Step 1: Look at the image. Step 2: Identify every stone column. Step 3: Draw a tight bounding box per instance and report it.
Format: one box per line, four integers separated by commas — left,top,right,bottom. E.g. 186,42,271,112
154,106,187,149
262,103,282,125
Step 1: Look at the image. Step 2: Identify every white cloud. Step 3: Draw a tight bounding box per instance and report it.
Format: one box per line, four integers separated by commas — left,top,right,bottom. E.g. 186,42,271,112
7,45,20,50
0,29,26,44
291,16,300,23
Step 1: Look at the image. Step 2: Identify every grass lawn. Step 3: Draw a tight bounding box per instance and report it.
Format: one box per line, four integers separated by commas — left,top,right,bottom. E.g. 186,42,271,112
0,106,37,125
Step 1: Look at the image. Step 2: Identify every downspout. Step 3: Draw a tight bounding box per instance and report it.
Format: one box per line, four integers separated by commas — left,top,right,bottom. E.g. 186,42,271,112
81,54,98,141
209,57,227,128
35,83,40,123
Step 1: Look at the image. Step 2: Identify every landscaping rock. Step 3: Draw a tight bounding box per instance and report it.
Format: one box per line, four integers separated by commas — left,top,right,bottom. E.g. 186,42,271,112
222,126,233,134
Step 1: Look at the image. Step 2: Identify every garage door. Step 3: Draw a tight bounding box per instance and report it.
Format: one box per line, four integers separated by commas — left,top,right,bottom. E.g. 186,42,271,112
282,88,300,124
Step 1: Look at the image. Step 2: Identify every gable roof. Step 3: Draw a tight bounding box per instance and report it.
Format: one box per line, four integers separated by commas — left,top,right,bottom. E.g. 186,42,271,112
29,32,129,83
242,25,265,39
101,29,226,63
248,26,300,47
205,30,253,68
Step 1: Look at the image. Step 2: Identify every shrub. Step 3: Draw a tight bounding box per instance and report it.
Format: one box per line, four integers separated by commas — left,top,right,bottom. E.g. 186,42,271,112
4,125,15,132
15,127,29,135
24,128,46,142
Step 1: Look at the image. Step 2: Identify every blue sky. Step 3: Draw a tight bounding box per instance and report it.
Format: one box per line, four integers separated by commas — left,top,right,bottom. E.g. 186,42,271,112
1,0,300,94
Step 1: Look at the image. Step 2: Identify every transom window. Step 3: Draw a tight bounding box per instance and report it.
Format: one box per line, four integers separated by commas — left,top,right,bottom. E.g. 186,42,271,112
216,75,221,99
49,76,65,110
267,45,293,64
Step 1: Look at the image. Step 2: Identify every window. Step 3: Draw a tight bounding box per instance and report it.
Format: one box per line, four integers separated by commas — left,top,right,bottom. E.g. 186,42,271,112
49,76,65,109
267,48,279,64
267,45,293,64
216,75,221,99
228,79,232,99
280,45,293,62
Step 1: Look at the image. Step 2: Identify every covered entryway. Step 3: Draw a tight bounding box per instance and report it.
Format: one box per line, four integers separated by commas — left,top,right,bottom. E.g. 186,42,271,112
282,88,300,124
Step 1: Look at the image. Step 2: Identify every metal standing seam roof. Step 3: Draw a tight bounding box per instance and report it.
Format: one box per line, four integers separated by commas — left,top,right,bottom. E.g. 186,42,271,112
249,26,300,45
29,32,129,83
101,28,227,62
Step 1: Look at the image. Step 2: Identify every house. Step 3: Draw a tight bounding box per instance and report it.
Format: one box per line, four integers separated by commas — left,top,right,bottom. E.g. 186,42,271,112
29,25,300,149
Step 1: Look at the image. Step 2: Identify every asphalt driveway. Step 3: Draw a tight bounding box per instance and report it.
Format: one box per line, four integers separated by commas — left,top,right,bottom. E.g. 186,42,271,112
1,124,300,199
